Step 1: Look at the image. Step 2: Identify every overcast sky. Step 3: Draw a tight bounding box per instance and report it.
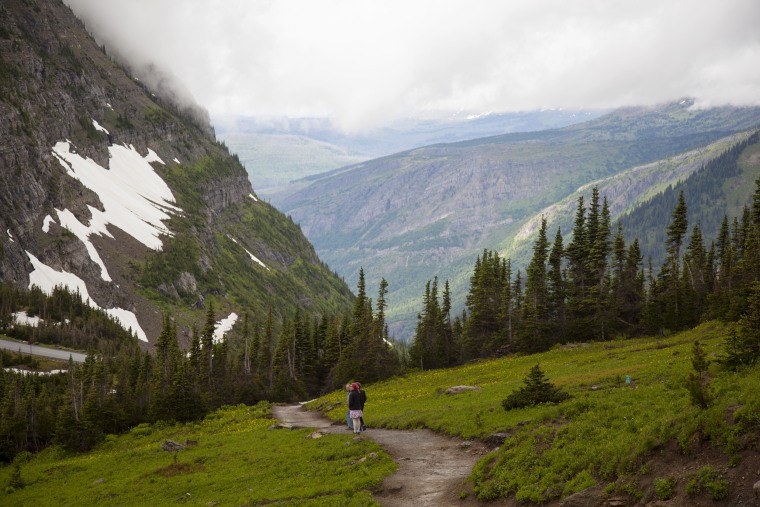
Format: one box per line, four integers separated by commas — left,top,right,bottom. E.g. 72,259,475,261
65,0,760,131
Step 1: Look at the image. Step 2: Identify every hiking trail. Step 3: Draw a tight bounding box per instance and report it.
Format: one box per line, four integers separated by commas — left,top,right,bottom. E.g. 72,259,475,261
272,404,494,507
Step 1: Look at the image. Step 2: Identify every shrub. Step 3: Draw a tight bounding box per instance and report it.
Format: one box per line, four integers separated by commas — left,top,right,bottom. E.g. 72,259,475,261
686,466,728,500
654,477,677,500
502,364,570,410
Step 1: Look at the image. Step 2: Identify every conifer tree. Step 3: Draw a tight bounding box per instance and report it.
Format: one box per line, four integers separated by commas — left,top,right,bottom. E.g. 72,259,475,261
257,307,275,391
199,303,215,390
519,217,551,352
658,190,689,330
547,227,566,342
498,259,515,349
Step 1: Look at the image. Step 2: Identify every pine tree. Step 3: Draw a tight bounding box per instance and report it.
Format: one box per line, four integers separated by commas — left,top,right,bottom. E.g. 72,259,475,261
519,217,551,352
686,340,712,409
502,364,570,410
547,227,566,342
199,303,215,390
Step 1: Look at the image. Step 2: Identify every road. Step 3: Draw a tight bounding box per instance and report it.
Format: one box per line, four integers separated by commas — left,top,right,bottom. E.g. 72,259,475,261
0,337,87,363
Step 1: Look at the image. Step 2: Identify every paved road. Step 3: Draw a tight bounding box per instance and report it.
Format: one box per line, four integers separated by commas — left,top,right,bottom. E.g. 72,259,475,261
0,337,87,363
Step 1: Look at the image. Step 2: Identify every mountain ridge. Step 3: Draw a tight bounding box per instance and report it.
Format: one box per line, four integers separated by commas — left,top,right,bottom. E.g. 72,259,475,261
0,0,354,347
277,103,760,339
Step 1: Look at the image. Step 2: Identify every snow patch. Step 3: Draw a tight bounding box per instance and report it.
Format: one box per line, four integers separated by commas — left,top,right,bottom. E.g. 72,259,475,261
12,311,42,327
25,252,148,342
4,368,67,376
106,103,113,110
52,141,180,250
213,312,238,343
42,215,55,233
173,157,181,165
248,193,258,202
6,229,13,243
228,236,269,270
56,208,112,281
144,148,164,165
92,119,109,135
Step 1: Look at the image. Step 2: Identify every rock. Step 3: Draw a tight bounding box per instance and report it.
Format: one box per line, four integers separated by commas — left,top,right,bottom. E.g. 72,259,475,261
307,431,327,439
460,441,473,449
92,478,104,485
753,479,760,499
268,423,294,430
184,439,198,447
445,385,482,395
486,432,511,445
161,440,185,452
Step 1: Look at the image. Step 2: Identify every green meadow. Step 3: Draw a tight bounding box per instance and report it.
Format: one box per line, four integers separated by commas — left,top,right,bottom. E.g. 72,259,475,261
309,321,760,503
2,321,758,505
0,403,395,506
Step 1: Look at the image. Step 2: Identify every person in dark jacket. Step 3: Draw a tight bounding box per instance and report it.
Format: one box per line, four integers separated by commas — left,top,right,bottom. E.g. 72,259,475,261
345,383,352,430
347,383,363,434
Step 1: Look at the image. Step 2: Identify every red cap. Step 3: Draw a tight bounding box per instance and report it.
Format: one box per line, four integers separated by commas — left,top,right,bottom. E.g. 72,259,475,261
351,383,360,391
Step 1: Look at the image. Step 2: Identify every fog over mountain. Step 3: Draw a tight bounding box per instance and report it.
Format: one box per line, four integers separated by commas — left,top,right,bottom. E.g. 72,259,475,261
64,0,760,131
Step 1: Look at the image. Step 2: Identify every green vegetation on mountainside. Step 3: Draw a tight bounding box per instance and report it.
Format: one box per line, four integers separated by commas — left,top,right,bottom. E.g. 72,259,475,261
279,102,760,341
0,403,394,506
138,152,354,323
310,322,760,503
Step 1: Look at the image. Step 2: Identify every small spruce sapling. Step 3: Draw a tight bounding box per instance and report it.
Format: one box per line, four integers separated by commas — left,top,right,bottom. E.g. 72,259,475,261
502,364,570,410
686,340,712,409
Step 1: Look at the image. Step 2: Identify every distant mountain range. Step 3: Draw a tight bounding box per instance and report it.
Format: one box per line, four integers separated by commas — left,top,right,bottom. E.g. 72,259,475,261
275,101,760,339
214,109,608,196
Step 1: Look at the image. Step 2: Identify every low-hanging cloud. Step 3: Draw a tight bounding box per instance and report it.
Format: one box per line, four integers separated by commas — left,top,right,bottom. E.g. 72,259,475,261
64,0,760,131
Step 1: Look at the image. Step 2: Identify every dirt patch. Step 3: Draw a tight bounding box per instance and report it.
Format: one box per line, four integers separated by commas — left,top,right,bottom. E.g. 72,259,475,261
272,404,495,507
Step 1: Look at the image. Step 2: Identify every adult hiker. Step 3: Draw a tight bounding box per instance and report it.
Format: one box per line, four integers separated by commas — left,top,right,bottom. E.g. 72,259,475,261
347,382,364,434
345,383,352,430
357,382,367,431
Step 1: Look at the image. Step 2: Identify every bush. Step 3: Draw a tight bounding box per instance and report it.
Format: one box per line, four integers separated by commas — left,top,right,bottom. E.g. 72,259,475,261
686,466,728,500
654,477,677,500
502,364,570,410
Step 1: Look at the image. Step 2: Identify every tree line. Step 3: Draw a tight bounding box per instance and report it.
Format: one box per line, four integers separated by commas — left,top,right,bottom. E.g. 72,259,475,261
410,174,760,370
0,268,399,461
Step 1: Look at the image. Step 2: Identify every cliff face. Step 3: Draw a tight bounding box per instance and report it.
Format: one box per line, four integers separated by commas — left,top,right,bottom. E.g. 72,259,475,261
0,0,354,346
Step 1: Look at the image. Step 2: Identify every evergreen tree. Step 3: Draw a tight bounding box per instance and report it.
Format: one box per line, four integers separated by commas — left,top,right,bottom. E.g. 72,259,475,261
502,364,570,410
686,340,712,409
547,227,566,342
199,303,215,390
519,217,551,352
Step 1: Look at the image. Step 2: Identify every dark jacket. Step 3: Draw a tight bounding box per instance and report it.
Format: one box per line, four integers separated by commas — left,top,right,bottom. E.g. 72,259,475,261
359,389,367,410
348,390,362,410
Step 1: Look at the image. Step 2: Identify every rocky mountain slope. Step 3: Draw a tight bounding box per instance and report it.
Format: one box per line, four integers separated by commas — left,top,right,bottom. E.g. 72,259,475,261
0,0,354,347
278,102,760,339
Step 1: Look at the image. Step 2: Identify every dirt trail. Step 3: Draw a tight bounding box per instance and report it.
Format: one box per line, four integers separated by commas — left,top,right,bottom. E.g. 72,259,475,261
272,404,494,507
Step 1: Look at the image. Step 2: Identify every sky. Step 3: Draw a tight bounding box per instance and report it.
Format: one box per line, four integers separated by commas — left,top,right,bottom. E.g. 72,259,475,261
64,0,760,131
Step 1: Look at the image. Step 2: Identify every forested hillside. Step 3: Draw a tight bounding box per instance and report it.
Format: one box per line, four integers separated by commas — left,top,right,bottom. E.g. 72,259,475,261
279,102,760,340
410,176,760,367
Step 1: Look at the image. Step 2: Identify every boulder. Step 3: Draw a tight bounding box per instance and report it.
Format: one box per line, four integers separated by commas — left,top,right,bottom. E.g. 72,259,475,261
445,385,482,395
161,440,185,452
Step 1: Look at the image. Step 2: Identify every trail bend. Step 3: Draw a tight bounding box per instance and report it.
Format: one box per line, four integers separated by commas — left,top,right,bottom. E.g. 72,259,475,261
272,403,494,507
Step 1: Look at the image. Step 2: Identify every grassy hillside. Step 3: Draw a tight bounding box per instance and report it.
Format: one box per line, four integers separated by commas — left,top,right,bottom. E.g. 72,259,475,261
0,403,394,506
309,321,760,504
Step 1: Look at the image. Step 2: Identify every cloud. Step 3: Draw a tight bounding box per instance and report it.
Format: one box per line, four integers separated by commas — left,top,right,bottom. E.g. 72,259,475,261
65,0,760,131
